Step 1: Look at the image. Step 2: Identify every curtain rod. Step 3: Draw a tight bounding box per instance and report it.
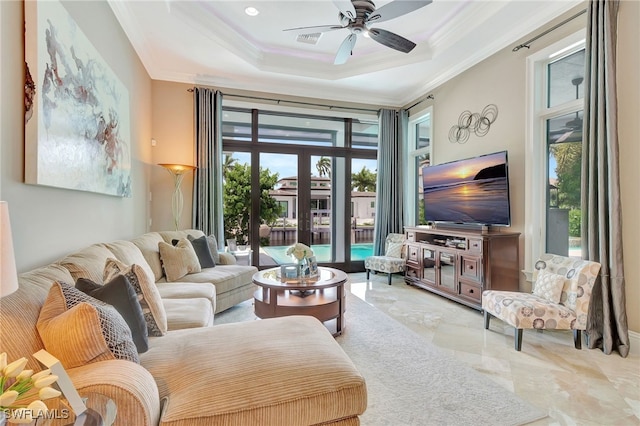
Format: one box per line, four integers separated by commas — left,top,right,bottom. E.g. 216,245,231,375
187,88,380,114
512,9,586,52
406,94,434,110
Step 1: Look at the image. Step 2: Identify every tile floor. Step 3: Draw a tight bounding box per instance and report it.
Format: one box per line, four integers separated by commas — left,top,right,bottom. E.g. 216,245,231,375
216,272,640,425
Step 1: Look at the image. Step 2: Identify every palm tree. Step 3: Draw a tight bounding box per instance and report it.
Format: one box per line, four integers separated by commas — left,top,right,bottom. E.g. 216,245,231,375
316,156,331,177
351,166,377,192
222,154,237,180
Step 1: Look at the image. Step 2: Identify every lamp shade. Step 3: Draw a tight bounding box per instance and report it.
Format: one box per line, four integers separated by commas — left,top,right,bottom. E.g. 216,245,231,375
0,201,19,297
158,164,196,175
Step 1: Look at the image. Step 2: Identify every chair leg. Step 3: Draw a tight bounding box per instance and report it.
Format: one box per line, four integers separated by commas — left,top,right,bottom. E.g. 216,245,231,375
515,329,523,351
573,330,582,349
483,311,491,329
366,269,370,280
387,273,392,285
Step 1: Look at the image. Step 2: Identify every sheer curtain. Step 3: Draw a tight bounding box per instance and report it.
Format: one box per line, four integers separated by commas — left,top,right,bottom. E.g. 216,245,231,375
582,0,629,357
192,87,225,244
372,109,407,255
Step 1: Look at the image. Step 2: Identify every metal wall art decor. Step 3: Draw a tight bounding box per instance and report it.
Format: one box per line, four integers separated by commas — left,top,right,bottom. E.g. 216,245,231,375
448,104,498,144
24,0,132,197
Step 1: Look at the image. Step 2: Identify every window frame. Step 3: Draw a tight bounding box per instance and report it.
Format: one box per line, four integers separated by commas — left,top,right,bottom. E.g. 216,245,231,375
405,107,433,226
524,30,585,277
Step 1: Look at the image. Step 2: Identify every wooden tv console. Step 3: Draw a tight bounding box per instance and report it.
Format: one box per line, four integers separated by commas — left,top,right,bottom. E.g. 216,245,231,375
404,226,520,310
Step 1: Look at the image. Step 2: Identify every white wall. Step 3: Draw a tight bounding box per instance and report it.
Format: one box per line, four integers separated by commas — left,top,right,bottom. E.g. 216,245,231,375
406,2,639,333
0,0,152,271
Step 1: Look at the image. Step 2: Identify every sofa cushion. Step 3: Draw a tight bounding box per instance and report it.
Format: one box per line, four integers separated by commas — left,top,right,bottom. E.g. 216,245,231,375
158,239,201,282
140,316,366,426
59,244,116,284
130,233,165,281
104,258,168,337
155,282,216,313
162,265,257,295
37,282,139,368
185,235,216,268
162,298,213,330
76,276,149,353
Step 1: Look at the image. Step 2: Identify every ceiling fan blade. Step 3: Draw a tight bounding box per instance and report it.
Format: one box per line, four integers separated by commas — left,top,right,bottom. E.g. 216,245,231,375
368,28,417,53
283,24,345,35
366,0,432,24
332,0,356,20
334,34,357,65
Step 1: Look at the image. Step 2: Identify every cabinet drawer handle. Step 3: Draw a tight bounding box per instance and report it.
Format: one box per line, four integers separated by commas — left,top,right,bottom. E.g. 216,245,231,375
468,288,474,294
468,265,474,270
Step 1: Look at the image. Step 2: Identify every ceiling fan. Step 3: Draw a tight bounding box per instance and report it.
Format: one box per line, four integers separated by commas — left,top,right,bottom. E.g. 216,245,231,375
283,0,433,65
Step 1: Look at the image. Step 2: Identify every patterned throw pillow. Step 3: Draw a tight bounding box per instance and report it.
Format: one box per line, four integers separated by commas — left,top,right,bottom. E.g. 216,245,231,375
158,238,201,282
37,281,139,368
104,258,168,336
385,242,404,258
533,269,566,304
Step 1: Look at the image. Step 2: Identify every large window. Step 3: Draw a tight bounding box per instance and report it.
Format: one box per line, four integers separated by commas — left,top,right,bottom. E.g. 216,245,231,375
406,108,432,226
221,105,378,270
525,32,585,273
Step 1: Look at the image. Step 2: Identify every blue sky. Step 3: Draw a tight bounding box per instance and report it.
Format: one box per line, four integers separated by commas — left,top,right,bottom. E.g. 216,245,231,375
228,152,377,180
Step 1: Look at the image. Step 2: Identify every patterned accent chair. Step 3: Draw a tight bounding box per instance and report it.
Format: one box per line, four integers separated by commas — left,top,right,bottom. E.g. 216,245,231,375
364,233,406,285
482,253,601,351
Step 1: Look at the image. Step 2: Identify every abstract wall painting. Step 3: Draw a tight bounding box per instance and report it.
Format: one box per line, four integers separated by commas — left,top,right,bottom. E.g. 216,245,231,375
24,0,131,197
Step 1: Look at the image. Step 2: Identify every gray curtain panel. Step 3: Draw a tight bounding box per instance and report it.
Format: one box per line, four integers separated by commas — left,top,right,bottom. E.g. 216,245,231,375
582,0,629,357
373,109,407,256
192,87,225,246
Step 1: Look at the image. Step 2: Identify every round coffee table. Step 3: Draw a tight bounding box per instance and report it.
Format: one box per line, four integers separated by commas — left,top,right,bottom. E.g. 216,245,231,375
252,266,348,336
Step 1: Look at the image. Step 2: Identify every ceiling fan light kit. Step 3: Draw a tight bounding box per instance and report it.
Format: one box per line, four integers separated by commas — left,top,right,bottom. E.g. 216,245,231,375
283,0,432,65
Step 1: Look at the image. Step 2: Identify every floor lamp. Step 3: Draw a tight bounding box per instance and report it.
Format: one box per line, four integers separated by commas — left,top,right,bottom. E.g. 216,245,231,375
158,164,196,231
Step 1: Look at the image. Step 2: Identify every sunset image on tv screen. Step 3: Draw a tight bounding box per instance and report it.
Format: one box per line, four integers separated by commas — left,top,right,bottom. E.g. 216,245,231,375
423,151,510,225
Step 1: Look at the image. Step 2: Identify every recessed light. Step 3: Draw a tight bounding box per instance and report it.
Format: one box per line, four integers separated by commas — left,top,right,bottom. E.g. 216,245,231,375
245,7,259,16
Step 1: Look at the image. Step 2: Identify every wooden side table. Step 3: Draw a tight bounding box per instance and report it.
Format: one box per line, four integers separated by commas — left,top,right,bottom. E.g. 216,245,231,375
252,266,348,336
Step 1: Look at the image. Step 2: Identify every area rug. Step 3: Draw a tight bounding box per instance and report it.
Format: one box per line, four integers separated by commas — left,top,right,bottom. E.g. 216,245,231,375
336,294,548,426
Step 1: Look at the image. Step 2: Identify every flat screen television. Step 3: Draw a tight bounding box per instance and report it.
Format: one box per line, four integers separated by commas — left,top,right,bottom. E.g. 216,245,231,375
422,150,511,227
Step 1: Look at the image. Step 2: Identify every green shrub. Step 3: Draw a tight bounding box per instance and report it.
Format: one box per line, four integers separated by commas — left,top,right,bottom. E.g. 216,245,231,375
569,209,581,237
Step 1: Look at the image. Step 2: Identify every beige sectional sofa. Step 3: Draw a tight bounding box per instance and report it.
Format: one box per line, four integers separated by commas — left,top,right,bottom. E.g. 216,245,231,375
0,230,367,425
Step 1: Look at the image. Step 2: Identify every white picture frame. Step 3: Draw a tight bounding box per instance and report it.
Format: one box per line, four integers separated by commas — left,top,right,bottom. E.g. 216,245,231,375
226,239,237,252
33,349,86,416
307,256,318,276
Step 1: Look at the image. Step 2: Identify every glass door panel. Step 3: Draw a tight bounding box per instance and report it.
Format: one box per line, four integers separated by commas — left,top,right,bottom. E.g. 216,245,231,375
438,251,457,292
350,157,376,261
221,151,252,262
258,153,298,267
422,248,436,285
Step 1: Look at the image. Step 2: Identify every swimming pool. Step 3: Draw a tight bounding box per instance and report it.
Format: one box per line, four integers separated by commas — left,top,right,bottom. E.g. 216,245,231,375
262,243,374,264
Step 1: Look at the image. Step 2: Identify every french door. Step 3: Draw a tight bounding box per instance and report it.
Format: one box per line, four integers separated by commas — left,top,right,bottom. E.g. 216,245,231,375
255,149,350,269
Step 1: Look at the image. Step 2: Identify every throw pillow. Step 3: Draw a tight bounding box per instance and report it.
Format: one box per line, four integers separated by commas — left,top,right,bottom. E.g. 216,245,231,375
37,281,139,369
205,234,220,264
187,235,216,268
533,269,566,304
104,258,168,336
158,238,201,282
385,242,404,258
76,275,149,353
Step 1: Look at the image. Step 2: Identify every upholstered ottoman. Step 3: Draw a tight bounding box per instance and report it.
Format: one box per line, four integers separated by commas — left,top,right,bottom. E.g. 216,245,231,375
140,316,367,425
